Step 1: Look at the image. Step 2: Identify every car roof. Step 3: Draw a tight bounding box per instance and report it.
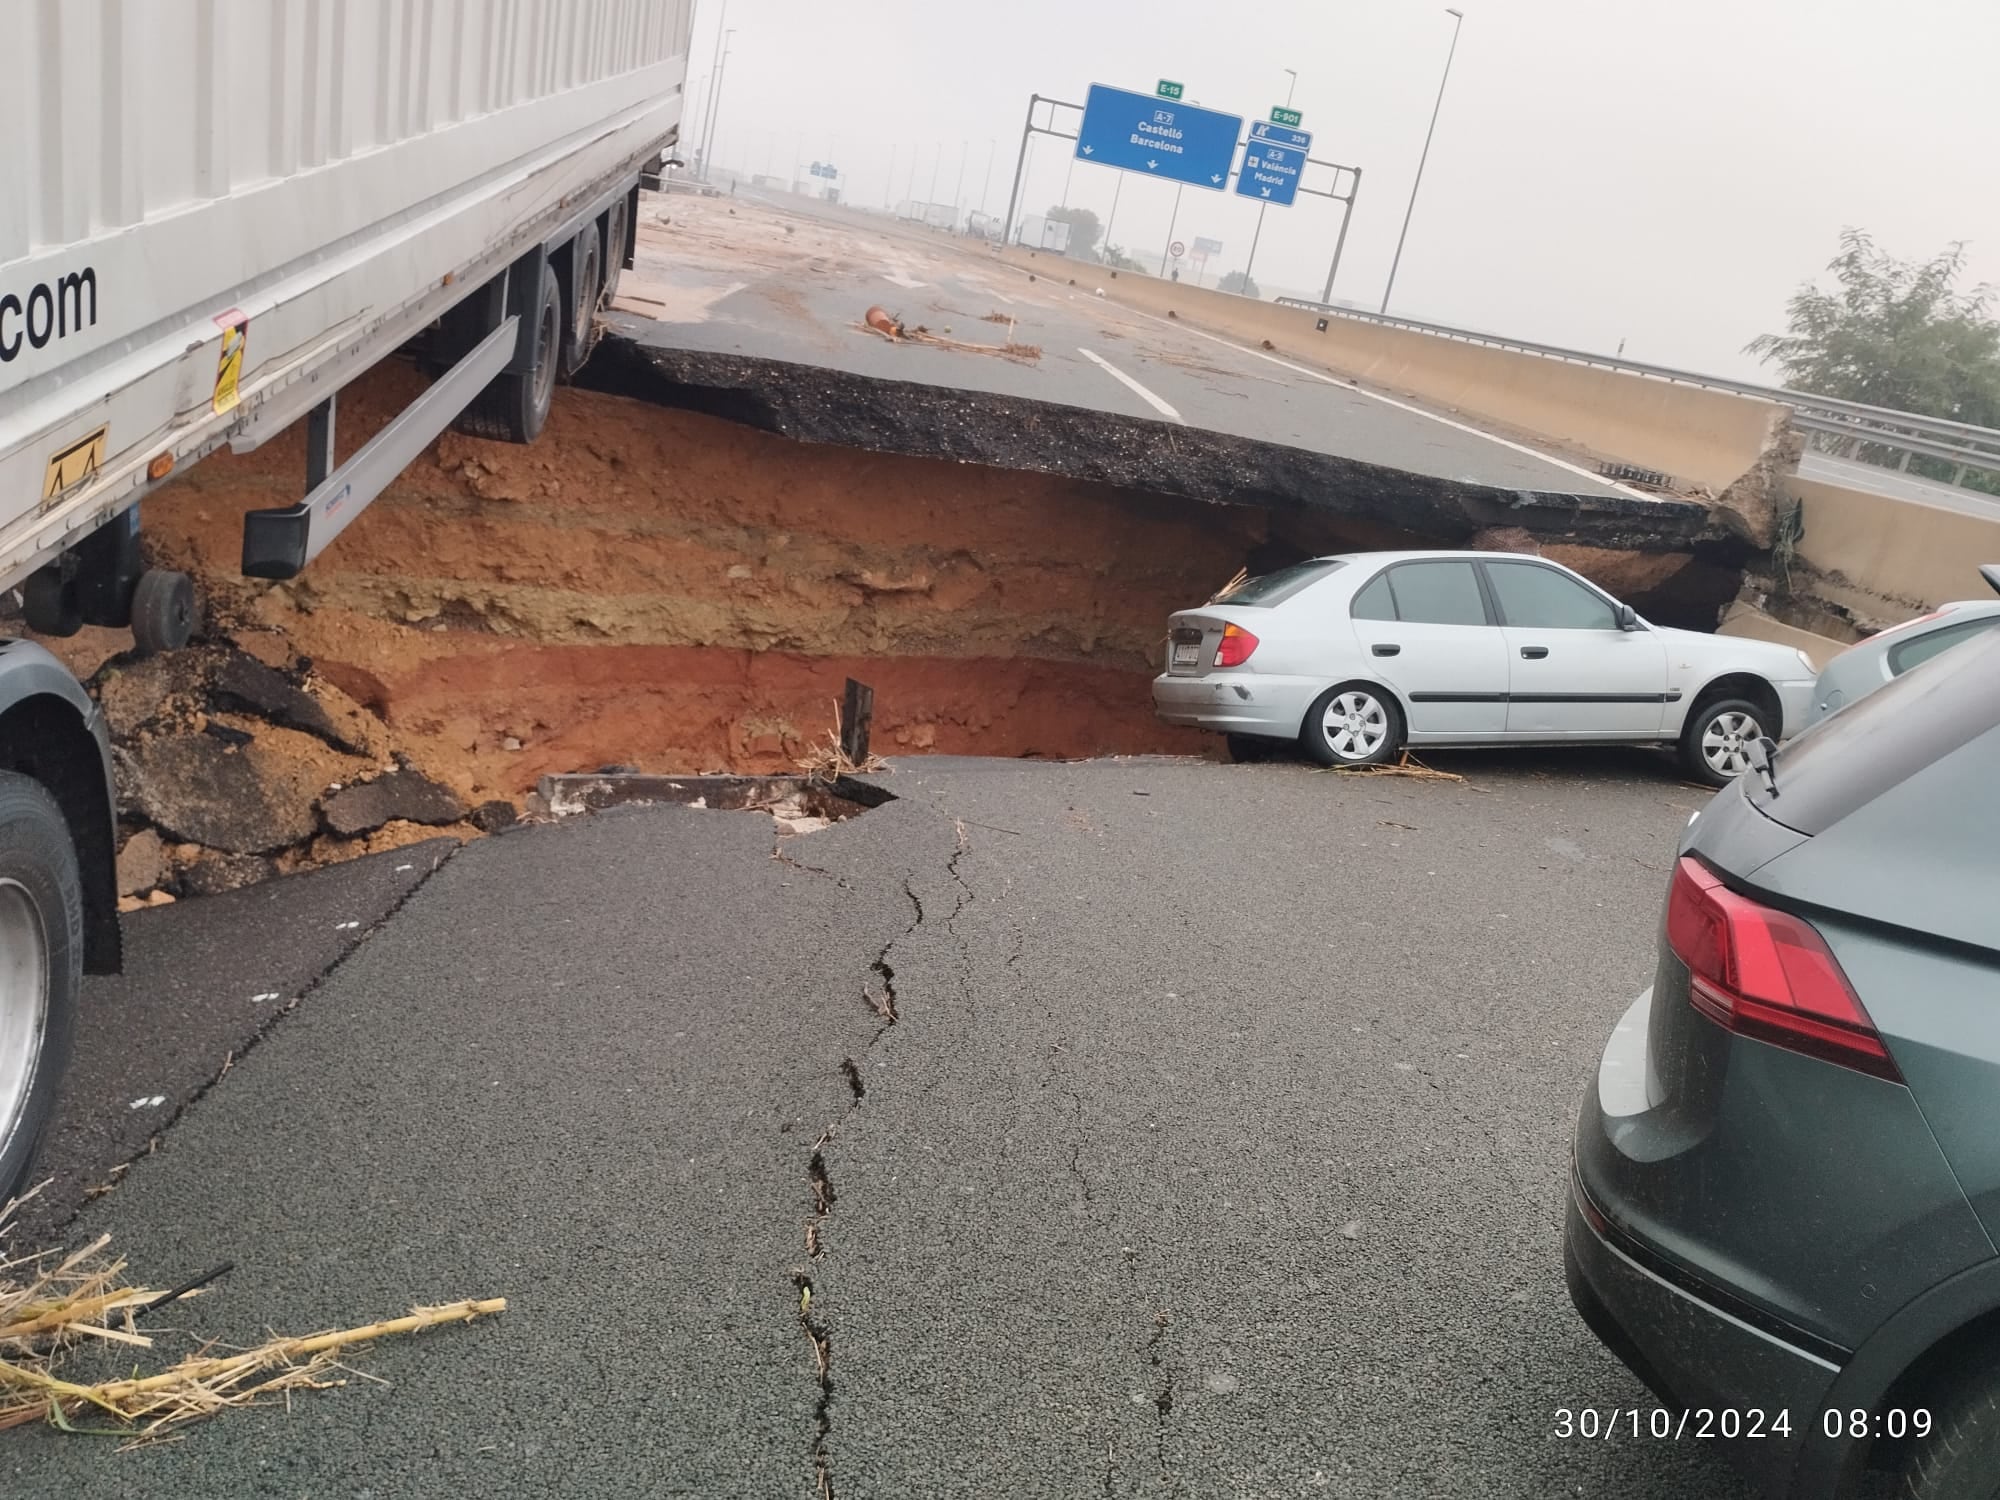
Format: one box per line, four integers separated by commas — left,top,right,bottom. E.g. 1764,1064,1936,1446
1309,549,1561,568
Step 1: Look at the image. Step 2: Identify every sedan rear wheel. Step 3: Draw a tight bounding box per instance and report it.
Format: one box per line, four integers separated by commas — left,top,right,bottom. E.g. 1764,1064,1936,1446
1679,697,1768,787
1302,683,1404,768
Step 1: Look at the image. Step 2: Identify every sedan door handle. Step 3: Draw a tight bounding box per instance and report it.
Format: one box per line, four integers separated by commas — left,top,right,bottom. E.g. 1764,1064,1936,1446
1520,646,1549,659
1372,643,1401,657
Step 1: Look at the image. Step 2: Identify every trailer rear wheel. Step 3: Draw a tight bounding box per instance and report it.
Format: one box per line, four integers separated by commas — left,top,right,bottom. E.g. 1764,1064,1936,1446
21,571,81,639
0,773,81,1204
130,569,197,655
456,262,561,445
560,222,603,378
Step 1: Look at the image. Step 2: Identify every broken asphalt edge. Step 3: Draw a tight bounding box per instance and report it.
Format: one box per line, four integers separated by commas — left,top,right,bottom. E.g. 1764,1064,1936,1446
577,336,1752,561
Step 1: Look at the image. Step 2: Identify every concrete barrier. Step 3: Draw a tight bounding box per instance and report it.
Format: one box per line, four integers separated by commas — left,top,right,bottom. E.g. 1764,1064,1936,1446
1717,601,1845,670
1788,475,2000,615
1000,247,1794,531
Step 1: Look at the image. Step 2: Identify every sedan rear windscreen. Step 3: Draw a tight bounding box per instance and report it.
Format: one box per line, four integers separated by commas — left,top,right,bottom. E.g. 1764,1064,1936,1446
1209,559,1343,608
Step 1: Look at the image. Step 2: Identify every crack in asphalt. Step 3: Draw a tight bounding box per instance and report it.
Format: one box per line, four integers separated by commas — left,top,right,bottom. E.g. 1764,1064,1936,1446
773,838,851,888
1044,1042,1094,1207
47,843,461,1235
1146,1310,1176,1481
789,823,974,1499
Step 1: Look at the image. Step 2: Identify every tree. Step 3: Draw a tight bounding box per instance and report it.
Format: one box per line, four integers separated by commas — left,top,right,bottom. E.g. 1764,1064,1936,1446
1044,206,1102,258
1218,270,1261,298
1099,243,1143,272
1747,230,2000,425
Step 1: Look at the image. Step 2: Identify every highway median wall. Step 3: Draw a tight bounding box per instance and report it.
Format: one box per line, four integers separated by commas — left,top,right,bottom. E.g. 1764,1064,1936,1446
1787,474,2000,619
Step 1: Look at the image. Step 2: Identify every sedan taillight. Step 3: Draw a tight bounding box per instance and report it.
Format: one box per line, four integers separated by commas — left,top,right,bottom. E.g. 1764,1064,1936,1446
1665,857,1901,1082
1214,623,1259,668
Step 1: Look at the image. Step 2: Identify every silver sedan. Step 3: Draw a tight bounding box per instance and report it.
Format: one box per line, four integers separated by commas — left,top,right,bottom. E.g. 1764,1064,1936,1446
1804,565,2000,727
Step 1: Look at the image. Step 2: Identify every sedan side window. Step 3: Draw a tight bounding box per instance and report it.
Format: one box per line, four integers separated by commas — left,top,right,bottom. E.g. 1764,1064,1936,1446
1351,573,1395,621
1385,562,1487,626
1888,616,2000,675
1485,562,1618,630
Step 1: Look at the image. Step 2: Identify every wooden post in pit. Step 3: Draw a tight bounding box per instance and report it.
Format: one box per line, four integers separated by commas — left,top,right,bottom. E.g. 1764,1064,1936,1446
841,678,875,765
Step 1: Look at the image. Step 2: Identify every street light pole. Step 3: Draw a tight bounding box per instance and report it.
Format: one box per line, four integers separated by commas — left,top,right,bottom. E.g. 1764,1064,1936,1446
702,30,736,179
952,139,968,228
1381,7,1464,315
980,138,996,218
696,0,730,179
928,141,942,205
887,143,897,209
1159,183,1185,276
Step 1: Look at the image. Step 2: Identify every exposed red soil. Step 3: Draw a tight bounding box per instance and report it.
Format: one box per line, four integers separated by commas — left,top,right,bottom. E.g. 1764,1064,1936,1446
128,358,1331,801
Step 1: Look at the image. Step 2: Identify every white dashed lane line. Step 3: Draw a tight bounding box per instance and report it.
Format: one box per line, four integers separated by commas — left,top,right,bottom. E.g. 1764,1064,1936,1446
1077,347,1185,424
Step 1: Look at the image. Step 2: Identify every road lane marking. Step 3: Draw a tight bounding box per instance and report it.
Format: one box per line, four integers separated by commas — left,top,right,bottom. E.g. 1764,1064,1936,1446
1075,298,1658,501
1078,347,1185,424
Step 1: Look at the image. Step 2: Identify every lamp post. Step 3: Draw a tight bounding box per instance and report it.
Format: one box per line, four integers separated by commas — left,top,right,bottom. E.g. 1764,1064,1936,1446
696,0,730,179
1381,7,1464,315
702,29,736,179
980,138,997,218
952,139,969,229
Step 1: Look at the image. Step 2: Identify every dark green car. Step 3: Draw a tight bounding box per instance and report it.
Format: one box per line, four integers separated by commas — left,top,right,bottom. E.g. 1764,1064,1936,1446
1567,625,2000,1498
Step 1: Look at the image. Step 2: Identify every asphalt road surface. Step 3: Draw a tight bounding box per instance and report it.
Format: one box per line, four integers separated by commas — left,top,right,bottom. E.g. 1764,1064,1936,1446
7,753,1762,1499
1798,450,2000,524
615,189,1648,504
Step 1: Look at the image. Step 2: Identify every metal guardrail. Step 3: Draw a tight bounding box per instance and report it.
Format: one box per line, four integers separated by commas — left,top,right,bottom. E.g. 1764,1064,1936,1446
1272,297,2000,485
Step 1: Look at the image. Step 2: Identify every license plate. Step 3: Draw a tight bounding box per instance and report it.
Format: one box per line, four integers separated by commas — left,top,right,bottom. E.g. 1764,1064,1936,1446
1172,642,1201,666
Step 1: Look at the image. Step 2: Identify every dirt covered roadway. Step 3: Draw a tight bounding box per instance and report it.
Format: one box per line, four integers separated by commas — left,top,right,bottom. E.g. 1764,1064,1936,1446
5,751,1754,1499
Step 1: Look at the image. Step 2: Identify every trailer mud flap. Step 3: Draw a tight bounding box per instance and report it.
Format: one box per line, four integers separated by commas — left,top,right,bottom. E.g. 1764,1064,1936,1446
241,316,516,580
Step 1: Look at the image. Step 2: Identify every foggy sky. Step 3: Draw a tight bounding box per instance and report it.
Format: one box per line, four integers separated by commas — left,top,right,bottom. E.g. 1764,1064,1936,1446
683,0,2000,381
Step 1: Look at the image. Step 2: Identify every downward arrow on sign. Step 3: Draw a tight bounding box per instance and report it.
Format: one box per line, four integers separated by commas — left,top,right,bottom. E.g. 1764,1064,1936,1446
1147,159,1158,169
1082,145,1094,155
1211,174,1222,184
1261,188,1271,197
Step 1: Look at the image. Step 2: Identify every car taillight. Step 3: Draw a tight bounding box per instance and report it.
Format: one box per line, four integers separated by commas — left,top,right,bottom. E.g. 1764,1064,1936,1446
1214,623,1259,667
1665,857,1901,1082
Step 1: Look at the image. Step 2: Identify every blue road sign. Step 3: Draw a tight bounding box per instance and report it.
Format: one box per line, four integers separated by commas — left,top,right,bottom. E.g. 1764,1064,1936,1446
1075,83,1243,192
1234,120,1313,207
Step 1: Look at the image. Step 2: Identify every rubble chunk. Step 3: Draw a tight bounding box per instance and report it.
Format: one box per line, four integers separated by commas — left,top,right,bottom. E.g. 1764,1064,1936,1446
321,769,467,837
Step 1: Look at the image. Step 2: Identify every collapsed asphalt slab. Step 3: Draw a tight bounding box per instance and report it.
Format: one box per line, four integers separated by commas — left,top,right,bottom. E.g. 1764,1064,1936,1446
585,339,1740,558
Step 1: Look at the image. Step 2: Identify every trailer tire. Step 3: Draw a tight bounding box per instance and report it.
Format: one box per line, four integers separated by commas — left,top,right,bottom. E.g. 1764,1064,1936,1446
560,222,602,379
0,772,82,1205
456,262,561,445
130,569,196,655
21,571,82,639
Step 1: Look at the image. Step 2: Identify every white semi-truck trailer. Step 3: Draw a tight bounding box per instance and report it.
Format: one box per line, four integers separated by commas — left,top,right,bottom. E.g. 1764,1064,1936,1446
0,0,695,1197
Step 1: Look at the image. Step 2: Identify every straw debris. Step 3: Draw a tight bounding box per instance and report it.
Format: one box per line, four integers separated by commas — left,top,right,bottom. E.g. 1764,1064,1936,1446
0,1184,503,1440
795,698,887,782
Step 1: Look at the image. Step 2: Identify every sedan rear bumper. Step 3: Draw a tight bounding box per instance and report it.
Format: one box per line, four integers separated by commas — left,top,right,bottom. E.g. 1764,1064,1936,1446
1151,672,1317,738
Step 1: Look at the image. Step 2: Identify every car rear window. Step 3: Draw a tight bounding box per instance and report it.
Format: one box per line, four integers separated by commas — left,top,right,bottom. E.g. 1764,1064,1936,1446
1386,561,1487,626
1210,559,1343,607
1753,625,2000,835
1887,614,2000,675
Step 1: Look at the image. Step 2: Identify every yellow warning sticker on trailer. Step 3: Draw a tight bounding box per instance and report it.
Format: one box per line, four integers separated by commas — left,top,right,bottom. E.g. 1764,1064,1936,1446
42,424,107,503
213,310,248,414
